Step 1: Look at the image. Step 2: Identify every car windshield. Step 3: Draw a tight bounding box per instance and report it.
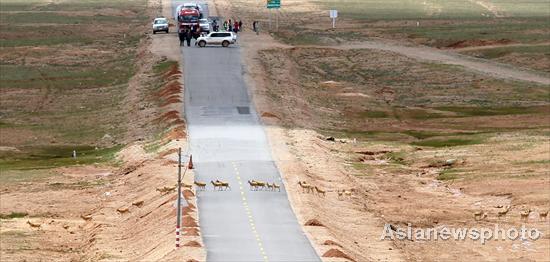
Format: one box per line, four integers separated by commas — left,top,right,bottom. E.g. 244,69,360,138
154,19,167,24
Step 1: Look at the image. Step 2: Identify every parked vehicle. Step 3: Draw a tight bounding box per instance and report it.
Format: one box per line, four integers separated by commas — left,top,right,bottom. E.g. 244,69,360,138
152,17,169,34
196,32,237,47
199,18,210,33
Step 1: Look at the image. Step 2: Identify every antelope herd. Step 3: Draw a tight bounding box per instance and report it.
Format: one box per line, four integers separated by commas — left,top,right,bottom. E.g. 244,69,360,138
191,179,353,199
298,180,353,200
247,180,281,191
473,205,548,223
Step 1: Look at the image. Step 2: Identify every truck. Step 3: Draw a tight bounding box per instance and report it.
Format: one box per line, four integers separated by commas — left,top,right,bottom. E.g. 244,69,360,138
175,3,203,32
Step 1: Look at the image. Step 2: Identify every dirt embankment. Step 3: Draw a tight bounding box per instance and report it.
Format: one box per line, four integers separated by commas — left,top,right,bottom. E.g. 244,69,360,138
0,0,205,260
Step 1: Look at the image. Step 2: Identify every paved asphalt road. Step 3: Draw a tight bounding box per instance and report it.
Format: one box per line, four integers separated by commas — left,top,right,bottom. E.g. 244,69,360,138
175,1,320,261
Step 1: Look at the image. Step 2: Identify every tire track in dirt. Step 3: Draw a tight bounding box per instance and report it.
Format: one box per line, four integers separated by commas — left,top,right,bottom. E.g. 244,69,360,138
297,40,550,85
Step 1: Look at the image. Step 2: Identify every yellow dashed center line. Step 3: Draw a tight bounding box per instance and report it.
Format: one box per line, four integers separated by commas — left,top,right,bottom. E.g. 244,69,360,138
231,161,269,262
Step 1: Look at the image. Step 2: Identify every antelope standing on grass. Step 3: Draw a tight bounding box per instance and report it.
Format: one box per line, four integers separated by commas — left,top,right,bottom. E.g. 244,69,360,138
117,207,130,214
473,210,487,221
194,181,206,191
337,189,352,200
539,210,548,221
520,209,532,222
314,186,326,197
156,186,176,194
27,220,41,229
497,205,511,220
298,181,313,193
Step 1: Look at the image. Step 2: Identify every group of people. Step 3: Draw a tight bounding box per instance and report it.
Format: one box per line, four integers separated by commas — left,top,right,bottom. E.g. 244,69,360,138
221,19,243,33
178,26,201,47
178,19,261,46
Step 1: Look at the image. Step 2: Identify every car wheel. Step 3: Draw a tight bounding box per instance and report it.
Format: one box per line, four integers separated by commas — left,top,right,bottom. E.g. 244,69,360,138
165,29,169,33
198,41,206,47
222,40,229,47
153,31,156,34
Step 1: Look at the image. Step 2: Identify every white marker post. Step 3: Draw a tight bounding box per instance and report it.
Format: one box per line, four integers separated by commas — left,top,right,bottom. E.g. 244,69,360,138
330,10,338,28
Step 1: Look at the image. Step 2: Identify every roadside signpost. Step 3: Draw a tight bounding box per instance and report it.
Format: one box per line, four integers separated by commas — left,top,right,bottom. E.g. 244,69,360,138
330,10,338,28
175,148,190,249
267,0,281,31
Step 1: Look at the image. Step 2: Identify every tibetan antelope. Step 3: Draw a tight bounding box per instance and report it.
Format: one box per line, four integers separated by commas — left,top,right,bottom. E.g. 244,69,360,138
117,207,130,214
298,181,313,193
156,186,175,194
266,182,281,192
473,210,487,221
194,181,206,191
539,210,548,221
337,189,352,200
314,186,326,197
497,205,511,219
520,209,532,222
213,180,231,191
248,180,266,191
27,220,41,228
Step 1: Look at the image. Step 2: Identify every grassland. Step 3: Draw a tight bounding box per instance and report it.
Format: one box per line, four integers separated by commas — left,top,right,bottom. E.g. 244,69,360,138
259,47,550,148
271,0,550,72
0,0,149,172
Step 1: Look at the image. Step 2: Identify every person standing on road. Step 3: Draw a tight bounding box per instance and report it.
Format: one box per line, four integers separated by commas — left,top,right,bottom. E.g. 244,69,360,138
191,26,198,46
178,29,186,46
238,20,243,31
228,21,233,32
234,21,239,33
223,20,228,31
185,29,192,47
212,19,218,32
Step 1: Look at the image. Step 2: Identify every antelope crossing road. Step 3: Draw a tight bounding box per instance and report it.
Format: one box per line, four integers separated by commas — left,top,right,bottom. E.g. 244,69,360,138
177,3,320,262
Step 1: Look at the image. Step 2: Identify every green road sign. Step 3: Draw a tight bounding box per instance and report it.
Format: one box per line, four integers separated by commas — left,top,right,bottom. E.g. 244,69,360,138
267,0,280,9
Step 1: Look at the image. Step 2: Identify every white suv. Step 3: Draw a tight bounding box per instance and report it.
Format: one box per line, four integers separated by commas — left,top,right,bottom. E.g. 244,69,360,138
152,17,169,34
196,32,237,47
